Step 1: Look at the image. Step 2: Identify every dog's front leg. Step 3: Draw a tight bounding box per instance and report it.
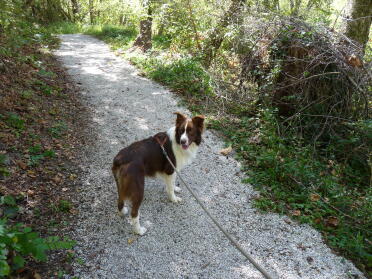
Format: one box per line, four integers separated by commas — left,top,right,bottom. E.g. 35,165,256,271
164,173,182,203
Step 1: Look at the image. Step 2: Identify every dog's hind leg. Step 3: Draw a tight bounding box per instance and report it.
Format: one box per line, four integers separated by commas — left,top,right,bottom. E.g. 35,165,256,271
130,174,147,235
115,165,129,216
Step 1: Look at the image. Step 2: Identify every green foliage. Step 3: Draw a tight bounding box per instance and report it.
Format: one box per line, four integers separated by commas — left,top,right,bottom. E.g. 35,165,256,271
3,113,25,130
210,109,372,274
20,90,34,99
130,56,213,97
84,24,137,50
28,144,56,166
152,34,172,50
0,155,10,178
34,79,54,96
57,200,73,213
48,121,68,138
0,196,75,276
47,22,84,34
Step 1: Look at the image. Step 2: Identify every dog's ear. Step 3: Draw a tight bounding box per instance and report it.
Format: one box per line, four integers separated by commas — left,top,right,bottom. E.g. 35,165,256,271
174,112,187,127
192,115,205,133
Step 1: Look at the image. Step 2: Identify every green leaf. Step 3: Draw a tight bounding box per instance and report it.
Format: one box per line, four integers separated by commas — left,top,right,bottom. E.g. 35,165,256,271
4,206,19,218
0,260,10,276
0,196,16,206
12,254,25,269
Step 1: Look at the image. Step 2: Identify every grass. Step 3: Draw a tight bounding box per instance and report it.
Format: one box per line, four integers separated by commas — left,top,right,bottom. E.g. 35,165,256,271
48,121,67,138
47,22,84,34
4,112,25,130
130,55,213,97
210,111,371,274
48,22,372,276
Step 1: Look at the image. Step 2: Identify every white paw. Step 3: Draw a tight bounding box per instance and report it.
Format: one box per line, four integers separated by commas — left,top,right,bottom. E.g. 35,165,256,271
134,226,147,236
170,196,182,203
118,207,128,216
122,207,129,215
174,186,182,193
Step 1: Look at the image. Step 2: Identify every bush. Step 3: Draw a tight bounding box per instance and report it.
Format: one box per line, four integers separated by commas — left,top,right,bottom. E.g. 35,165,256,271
0,196,75,276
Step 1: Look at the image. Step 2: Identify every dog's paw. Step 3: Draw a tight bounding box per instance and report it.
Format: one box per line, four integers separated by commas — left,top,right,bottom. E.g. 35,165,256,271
171,196,182,203
174,186,182,193
134,226,147,236
118,207,128,217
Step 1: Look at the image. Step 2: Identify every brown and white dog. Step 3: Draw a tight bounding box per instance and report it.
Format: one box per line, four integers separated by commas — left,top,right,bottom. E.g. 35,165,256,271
112,112,205,235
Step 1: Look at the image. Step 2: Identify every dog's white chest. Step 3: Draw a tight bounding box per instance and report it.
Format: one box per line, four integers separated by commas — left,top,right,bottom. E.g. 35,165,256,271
173,143,198,171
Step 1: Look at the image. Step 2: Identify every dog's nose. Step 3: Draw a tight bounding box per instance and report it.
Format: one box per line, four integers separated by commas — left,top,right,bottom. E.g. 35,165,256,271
181,139,187,145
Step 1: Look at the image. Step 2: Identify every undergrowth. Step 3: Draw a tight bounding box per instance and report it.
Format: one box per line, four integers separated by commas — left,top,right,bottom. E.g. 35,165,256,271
0,196,74,277
1,17,85,277
210,110,371,274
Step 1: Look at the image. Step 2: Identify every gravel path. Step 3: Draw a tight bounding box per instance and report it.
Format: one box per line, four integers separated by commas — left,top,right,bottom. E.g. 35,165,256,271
54,34,365,279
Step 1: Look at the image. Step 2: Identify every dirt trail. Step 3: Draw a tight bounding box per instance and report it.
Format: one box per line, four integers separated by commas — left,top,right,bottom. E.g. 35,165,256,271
54,34,365,279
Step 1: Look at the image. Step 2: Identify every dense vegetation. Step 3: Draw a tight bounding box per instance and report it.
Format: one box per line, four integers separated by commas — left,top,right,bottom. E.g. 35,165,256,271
0,1,87,276
1,0,371,276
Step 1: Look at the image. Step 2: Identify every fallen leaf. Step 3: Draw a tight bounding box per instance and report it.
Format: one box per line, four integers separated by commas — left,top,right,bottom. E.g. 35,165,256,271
52,175,61,183
291,210,301,216
248,134,261,144
347,54,362,68
310,193,320,202
127,238,135,244
325,216,339,227
220,146,232,156
27,170,36,178
17,161,27,170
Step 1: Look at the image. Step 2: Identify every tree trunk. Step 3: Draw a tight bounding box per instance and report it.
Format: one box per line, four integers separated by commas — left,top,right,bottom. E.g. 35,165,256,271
202,0,246,68
89,0,94,24
132,2,153,52
344,0,372,52
186,0,201,50
71,0,79,21
290,0,302,16
119,14,127,25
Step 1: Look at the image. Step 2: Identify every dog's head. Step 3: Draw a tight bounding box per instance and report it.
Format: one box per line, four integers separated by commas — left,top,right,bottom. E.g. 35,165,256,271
174,112,205,150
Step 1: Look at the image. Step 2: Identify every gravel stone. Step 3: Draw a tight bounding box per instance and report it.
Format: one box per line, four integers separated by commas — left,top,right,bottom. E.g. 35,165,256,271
54,34,365,279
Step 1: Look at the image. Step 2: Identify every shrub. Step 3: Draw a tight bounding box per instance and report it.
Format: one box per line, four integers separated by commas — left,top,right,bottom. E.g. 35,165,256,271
0,196,75,276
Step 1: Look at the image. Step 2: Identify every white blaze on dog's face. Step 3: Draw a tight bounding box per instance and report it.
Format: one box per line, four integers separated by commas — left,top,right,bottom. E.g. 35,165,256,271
174,112,205,150
180,121,189,149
